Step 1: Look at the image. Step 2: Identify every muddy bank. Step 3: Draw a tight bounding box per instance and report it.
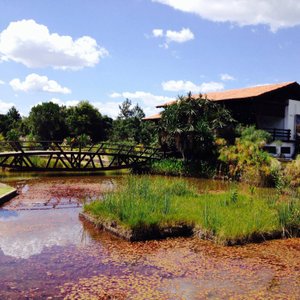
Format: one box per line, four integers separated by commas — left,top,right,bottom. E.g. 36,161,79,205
80,212,193,241
81,211,293,246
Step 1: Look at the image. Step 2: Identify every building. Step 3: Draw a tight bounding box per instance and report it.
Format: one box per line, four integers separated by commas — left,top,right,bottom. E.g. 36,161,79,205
144,81,300,158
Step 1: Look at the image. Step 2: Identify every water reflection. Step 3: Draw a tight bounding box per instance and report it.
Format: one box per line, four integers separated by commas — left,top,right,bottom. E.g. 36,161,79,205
0,209,18,220
0,174,299,299
0,209,85,259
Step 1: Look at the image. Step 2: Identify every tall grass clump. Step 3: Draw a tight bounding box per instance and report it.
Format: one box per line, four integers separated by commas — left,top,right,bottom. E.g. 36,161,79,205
193,193,279,244
84,176,300,244
85,176,195,229
274,198,300,236
150,159,185,176
150,158,216,178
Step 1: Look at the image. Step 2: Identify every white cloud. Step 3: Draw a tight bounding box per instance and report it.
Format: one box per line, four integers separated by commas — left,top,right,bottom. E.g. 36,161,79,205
152,0,300,32
109,91,175,117
166,28,194,43
46,98,79,106
162,80,224,93
220,73,235,81
0,19,108,70
152,29,164,37
109,91,174,106
152,27,194,48
109,92,122,98
92,101,122,118
10,73,71,94
0,80,5,85
0,100,15,114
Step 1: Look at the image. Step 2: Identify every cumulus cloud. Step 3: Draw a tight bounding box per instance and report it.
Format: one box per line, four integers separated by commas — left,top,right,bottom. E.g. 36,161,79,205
110,91,174,107
92,101,123,118
152,27,194,48
109,91,175,117
0,80,5,85
46,98,79,106
162,80,224,93
152,0,300,32
152,29,164,37
166,28,194,43
10,73,71,94
0,100,15,114
220,73,235,81
0,19,108,70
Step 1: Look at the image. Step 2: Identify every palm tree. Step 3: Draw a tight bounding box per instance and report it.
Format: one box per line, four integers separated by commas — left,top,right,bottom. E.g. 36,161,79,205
159,92,234,162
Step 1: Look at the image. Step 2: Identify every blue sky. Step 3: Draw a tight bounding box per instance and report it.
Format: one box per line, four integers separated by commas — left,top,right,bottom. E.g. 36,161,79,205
0,0,300,118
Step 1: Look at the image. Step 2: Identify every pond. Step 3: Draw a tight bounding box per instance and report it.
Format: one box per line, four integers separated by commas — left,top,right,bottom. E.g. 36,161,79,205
0,173,299,299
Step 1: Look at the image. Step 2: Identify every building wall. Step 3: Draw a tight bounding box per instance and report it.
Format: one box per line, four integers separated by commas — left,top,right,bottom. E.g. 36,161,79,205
258,116,284,129
263,99,300,158
285,99,300,139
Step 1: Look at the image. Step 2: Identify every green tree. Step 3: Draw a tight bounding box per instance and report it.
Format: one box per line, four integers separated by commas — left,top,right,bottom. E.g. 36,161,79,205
0,106,22,139
28,102,68,140
66,101,112,142
159,93,234,161
6,128,21,141
111,99,156,145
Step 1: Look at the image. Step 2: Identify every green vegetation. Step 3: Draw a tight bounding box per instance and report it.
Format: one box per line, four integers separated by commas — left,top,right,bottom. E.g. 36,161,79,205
0,185,14,197
283,155,300,188
159,93,234,162
218,126,281,186
0,98,155,146
150,158,216,178
110,99,156,145
84,176,300,244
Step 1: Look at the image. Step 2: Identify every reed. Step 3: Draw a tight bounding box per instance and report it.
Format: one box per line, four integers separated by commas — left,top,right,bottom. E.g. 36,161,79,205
84,176,300,244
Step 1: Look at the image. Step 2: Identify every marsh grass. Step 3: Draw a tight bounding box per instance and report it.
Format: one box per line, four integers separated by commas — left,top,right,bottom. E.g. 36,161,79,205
84,176,300,244
150,158,216,178
30,156,65,168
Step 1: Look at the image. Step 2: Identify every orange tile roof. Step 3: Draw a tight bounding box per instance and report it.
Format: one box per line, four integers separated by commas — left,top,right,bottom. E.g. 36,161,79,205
142,113,162,120
157,81,297,108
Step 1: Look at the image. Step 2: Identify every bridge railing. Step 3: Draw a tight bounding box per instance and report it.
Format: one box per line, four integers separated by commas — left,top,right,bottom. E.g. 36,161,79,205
0,140,163,160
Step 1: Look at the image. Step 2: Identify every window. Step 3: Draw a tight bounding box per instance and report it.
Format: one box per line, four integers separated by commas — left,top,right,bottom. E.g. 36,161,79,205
281,147,291,154
264,146,277,154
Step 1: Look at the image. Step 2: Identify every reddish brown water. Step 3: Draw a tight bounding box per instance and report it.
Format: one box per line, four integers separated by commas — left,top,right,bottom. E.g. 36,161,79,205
0,174,299,299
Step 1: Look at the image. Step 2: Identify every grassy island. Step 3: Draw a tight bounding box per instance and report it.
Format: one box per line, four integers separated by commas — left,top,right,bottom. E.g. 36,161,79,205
0,183,17,205
0,184,14,197
83,176,300,245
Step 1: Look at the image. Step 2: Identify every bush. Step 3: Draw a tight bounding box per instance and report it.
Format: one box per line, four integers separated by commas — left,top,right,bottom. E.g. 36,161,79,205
218,126,281,186
283,155,300,188
150,158,216,178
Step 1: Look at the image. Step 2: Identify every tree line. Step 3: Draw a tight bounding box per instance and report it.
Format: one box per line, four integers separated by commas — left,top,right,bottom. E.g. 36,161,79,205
0,99,156,145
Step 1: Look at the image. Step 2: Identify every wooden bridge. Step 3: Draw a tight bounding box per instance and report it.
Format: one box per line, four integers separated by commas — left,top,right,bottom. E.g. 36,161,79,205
0,141,162,171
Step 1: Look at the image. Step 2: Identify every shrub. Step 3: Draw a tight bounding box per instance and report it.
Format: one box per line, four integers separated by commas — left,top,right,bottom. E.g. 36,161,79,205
218,126,281,186
283,155,300,188
150,158,216,178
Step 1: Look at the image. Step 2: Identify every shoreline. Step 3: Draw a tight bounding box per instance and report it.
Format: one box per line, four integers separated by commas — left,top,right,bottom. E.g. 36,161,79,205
79,212,193,242
79,211,292,245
